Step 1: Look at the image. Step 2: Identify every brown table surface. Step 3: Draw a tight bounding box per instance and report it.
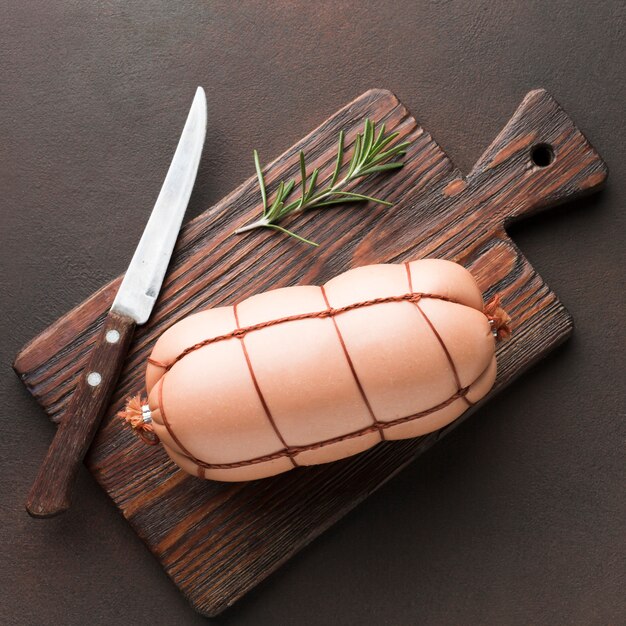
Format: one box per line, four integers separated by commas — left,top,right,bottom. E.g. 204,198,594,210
1,2,624,624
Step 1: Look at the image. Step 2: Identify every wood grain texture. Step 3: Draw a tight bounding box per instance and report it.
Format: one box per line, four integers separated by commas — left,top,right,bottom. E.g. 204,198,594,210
13,89,607,615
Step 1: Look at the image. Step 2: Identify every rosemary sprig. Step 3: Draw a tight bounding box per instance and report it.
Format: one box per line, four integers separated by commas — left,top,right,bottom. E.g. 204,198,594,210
234,119,410,246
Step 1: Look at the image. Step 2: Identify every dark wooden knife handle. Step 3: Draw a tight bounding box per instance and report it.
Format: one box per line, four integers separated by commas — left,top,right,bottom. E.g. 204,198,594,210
26,311,135,518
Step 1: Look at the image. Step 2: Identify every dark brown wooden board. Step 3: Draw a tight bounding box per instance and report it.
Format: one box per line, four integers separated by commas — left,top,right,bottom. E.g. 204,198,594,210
13,89,607,616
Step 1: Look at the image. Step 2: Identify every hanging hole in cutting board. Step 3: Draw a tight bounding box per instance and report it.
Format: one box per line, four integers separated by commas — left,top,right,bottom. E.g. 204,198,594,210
530,143,555,167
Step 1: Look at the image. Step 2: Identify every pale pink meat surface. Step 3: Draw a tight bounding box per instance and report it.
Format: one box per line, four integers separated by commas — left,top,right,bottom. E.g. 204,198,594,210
145,259,497,481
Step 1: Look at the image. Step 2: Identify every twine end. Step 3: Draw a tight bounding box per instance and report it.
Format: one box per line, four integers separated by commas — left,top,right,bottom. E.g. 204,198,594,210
484,294,512,341
117,395,159,445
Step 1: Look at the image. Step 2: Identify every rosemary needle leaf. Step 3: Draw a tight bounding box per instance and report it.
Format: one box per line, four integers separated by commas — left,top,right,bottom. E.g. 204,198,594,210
354,132,363,166
373,123,385,149
298,151,307,209
347,133,362,178
314,191,392,208
266,181,284,221
331,190,394,205
283,179,296,200
356,162,407,177
369,134,399,158
235,118,409,245
276,180,286,202
306,168,319,201
330,130,344,188
253,150,267,216
267,223,319,247
314,199,367,208
369,146,410,167
361,119,373,166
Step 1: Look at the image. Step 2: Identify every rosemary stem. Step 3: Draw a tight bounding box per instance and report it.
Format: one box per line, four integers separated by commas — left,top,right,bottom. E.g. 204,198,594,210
234,217,270,234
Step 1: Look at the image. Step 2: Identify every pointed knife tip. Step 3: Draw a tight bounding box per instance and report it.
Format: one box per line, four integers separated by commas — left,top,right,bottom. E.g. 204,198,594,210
193,86,207,121
191,86,207,133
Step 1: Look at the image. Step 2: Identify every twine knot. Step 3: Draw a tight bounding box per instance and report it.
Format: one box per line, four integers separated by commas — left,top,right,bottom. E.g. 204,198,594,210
484,294,512,341
117,395,159,445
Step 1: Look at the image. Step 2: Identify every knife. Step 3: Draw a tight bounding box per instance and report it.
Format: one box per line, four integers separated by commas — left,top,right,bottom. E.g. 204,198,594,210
26,87,207,518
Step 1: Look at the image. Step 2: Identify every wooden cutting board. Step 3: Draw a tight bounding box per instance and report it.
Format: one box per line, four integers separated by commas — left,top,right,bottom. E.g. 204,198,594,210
14,89,607,616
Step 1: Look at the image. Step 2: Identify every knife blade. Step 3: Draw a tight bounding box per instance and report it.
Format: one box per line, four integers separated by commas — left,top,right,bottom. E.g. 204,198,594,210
26,86,207,518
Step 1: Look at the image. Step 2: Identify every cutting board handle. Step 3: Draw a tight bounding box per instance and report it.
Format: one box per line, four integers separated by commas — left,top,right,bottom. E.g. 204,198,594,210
467,89,607,224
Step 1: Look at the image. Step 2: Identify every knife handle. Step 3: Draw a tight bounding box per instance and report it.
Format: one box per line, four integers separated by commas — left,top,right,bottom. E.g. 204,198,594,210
26,311,136,518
